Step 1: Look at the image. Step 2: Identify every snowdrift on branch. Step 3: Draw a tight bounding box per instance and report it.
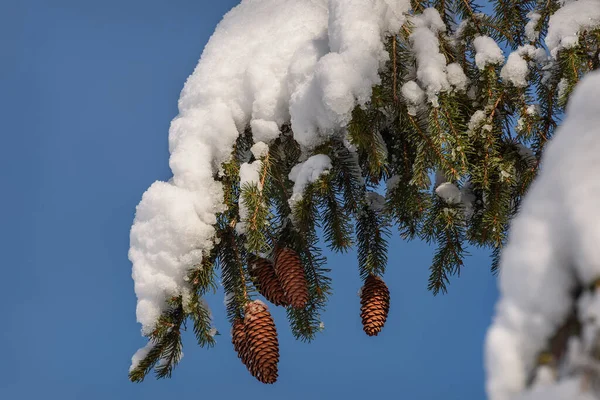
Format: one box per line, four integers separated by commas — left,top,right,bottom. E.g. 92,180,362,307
129,0,409,337
486,70,600,400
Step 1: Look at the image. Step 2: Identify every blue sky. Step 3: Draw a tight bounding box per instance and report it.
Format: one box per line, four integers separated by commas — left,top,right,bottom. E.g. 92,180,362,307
2,1,498,398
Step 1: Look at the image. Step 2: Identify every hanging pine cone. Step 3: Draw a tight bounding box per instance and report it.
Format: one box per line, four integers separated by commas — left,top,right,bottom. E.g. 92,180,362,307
231,319,248,364
274,247,309,309
248,255,288,307
360,274,390,336
243,300,279,384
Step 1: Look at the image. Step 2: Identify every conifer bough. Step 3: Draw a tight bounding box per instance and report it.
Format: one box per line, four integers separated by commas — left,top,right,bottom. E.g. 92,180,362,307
128,0,600,387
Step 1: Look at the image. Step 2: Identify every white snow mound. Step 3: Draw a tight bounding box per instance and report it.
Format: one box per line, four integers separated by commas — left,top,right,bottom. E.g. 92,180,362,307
485,70,600,400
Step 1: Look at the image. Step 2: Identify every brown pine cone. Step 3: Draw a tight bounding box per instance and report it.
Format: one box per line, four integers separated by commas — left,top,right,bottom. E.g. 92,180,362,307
248,255,288,307
243,300,279,384
274,247,309,309
360,275,390,336
231,319,248,364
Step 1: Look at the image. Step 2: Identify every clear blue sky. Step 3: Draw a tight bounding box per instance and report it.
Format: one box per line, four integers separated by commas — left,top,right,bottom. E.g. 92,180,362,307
1,1,498,398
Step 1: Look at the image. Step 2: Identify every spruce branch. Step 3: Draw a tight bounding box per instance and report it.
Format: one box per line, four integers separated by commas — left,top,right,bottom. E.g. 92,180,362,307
356,197,390,281
129,297,185,382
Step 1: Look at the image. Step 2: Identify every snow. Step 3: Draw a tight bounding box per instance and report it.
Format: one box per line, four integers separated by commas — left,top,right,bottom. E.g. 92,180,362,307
408,8,449,106
435,182,462,204
501,51,529,87
386,174,401,191
401,80,426,105
526,104,540,116
290,0,411,148
501,45,546,88
130,341,154,372
468,110,487,131
513,377,597,400
516,144,535,165
250,120,280,143
446,63,468,92
558,77,569,100
239,161,263,189
130,0,413,348
250,141,269,159
288,154,332,207
366,191,386,212
460,181,476,219
546,0,600,58
130,182,220,335
401,80,425,115
473,36,505,70
525,12,542,42
485,70,600,400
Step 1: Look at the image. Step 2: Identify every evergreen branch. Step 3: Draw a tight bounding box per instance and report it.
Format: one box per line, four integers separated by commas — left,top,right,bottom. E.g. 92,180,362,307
317,174,353,252
218,224,251,323
332,140,364,213
129,298,185,382
188,294,216,348
284,184,332,341
356,198,390,281
426,201,467,295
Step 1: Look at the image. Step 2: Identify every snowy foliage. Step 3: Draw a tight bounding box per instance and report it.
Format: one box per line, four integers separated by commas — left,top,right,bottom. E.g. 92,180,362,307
486,70,600,400
288,154,332,206
129,0,410,356
546,0,600,58
473,36,505,70
127,0,600,388
501,46,545,88
408,8,449,106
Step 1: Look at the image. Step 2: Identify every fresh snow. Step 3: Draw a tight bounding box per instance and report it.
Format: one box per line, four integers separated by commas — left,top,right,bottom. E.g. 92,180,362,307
446,62,469,92
468,110,487,132
130,341,154,372
401,80,426,105
250,141,269,159
546,0,600,58
473,36,505,70
501,45,546,88
290,0,411,147
408,8,450,106
129,0,600,392
288,154,332,206
365,191,386,212
525,11,542,42
129,0,411,353
435,182,462,204
486,70,600,400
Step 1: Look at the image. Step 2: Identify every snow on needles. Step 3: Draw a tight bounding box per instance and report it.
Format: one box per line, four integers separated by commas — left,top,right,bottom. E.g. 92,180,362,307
501,45,546,88
473,36,505,70
408,8,450,106
546,0,600,58
129,0,412,347
288,154,332,207
130,0,328,338
290,0,410,148
485,70,600,400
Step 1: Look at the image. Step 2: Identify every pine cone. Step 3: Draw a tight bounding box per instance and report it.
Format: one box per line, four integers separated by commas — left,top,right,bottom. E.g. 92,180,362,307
360,275,390,336
243,300,279,384
248,255,288,307
274,247,309,309
231,319,248,364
